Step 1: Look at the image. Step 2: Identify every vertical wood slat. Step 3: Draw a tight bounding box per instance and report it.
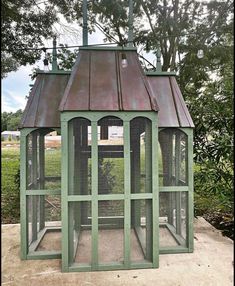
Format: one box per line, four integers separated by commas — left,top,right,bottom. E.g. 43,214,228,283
61,120,69,271
187,129,194,252
32,132,38,242
20,131,28,259
68,122,75,264
151,117,159,267
91,121,98,269
145,120,152,260
124,121,131,268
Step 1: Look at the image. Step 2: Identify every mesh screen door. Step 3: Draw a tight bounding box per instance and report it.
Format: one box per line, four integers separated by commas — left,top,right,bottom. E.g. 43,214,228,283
158,128,189,250
21,128,61,259
63,112,158,271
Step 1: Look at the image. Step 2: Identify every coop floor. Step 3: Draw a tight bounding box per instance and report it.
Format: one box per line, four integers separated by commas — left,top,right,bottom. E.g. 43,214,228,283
35,226,179,259
2,217,233,286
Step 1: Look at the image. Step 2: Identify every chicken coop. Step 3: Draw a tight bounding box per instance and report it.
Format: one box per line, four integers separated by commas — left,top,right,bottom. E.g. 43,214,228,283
19,44,194,272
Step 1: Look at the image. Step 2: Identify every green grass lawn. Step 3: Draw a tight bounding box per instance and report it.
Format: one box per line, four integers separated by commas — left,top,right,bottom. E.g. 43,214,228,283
2,147,20,223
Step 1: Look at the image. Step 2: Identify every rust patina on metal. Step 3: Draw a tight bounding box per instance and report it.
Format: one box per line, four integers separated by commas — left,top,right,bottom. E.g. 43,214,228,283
20,47,193,129
59,48,159,112
20,73,70,128
147,75,194,128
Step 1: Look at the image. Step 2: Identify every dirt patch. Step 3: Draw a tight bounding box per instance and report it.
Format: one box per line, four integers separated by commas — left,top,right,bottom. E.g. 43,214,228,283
203,212,234,240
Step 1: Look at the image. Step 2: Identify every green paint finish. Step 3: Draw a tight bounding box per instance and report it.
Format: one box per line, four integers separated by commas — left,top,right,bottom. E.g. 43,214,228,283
61,121,69,271
187,129,194,251
151,116,159,267
91,121,98,269
27,252,61,259
159,186,188,192
20,132,28,259
124,121,131,268
26,190,61,195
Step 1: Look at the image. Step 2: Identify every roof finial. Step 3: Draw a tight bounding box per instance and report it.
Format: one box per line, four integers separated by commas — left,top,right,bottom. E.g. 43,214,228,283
52,36,58,71
156,46,162,72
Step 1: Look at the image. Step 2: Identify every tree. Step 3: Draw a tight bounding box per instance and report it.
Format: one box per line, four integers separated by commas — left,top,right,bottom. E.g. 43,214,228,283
1,0,58,78
1,109,23,131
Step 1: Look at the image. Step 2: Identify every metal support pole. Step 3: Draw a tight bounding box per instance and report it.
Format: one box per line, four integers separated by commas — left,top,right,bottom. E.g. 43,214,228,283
83,0,88,46
128,0,134,47
52,36,58,71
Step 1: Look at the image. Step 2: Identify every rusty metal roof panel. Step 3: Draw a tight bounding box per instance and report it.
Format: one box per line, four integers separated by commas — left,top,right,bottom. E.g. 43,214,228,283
20,73,70,128
59,49,158,112
169,77,194,127
90,50,119,110
147,76,194,128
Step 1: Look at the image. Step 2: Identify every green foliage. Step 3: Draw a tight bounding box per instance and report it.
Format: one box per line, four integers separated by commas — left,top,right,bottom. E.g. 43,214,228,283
1,148,20,223
98,158,116,194
1,109,23,131
1,0,58,78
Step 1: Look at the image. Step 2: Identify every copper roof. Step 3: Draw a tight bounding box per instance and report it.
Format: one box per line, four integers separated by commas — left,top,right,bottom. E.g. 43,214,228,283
147,75,194,128
20,47,194,129
20,73,70,128
59,48,158,111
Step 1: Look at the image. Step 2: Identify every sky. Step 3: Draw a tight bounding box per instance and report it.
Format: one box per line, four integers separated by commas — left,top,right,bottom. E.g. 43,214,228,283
1,21,155,113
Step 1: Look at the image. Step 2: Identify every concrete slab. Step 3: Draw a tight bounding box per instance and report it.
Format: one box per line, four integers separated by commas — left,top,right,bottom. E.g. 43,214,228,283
1,217,233,286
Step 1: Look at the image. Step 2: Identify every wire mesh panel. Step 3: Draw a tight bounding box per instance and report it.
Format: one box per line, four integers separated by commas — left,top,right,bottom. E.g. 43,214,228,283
130,117,152,194
68,201,92,265
27,195,61,252
98,200,124,264
68,118,92,196
159,128,188,187
44,132,61,191
130,199,153,263
159,128,189,249
25,129,61,256
98,117,124,195
159,192,187,247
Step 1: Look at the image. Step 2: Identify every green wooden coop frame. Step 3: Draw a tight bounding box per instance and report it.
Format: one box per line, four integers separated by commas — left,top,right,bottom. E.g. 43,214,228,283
20,115,193,271
19,43,194,272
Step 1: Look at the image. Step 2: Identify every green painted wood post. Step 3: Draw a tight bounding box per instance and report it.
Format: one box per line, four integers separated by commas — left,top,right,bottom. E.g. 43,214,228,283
91,121,98,269
187,129,194,252
151,116,159,267
32,132,38,242
20,130,28,259
145,119,152,260
175,132,182,235
124,120,131,267
68,121,75,264
39,134,45,230
61,119,69,271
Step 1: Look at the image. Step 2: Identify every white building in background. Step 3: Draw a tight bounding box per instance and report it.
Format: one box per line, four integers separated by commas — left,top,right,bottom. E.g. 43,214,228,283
1,131,20,141
87,126,123,141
